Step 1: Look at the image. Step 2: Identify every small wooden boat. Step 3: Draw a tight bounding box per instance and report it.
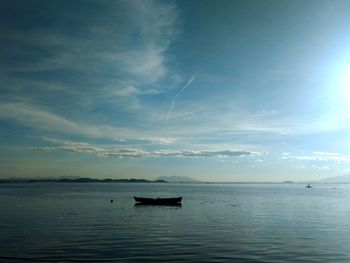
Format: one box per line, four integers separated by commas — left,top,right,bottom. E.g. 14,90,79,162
134,196,182,205
306,184,312,188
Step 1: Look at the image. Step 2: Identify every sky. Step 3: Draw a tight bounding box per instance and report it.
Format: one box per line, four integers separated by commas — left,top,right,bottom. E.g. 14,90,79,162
2,0,350,181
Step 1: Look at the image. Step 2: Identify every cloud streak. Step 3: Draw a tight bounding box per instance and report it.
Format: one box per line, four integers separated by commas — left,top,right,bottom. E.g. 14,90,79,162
0,0,180,113
282,151,350,164
166,76,194,120
0,102,174,144
32,147,257,158
29,139,258,159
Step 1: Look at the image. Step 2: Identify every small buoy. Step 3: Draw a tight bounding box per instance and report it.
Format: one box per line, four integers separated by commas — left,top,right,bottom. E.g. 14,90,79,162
110,199,114,203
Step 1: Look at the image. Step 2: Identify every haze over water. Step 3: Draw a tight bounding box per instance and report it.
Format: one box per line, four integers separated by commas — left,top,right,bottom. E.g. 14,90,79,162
1,183,350,262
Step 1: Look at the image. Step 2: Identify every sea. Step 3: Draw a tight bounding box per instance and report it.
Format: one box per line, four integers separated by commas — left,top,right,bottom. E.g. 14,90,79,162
1,182,350,262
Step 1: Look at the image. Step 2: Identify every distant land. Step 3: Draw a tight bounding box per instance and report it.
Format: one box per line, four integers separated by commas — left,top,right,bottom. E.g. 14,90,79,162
0,177,166,184
157,176,200,183
320,174,350,183
2,174,350,184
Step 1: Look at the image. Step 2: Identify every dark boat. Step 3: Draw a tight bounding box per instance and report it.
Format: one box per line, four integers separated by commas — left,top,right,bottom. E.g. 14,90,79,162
134,196,182,205
306,184,312,188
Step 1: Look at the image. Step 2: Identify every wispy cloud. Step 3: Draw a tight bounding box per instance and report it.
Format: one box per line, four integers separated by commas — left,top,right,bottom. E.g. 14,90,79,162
30,143,259,159
0,102,174,144
282,151,350,163
154,149,258,158
0,0,180,112
166,76,195,120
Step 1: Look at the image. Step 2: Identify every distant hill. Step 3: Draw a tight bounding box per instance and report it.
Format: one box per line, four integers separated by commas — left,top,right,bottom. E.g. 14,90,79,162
0,177,166,183
5,175,81,181
157,176,200,183
321,174,350,183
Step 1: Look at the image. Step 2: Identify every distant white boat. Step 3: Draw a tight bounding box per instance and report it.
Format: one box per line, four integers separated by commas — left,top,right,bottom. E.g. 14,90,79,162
306,184,312,188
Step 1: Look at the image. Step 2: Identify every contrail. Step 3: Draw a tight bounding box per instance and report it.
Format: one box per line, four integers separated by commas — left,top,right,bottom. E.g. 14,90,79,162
166,76,194,120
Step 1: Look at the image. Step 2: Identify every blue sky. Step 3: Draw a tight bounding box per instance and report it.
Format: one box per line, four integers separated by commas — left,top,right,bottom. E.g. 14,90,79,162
2,0,350,181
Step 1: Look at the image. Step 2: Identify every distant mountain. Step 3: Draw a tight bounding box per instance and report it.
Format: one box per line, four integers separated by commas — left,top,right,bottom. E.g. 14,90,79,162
321,174,350,183
157,176,200,183
0,177,166,183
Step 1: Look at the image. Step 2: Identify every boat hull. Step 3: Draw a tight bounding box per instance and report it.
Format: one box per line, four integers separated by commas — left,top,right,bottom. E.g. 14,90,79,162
134,196,182,205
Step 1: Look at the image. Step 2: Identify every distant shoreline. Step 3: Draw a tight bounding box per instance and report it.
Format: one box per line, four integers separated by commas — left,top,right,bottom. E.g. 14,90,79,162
0,178,167,184
1,178,349,184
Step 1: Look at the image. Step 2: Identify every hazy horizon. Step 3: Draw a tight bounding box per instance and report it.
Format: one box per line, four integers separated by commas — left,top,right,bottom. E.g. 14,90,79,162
2,0,350,181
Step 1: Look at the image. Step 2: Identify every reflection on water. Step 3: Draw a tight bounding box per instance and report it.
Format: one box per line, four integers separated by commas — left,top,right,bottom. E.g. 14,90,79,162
1,183,350,262
134,203,182,208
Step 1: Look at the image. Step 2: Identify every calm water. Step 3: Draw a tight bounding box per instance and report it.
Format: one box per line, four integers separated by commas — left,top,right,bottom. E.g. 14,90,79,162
1,183,350,262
